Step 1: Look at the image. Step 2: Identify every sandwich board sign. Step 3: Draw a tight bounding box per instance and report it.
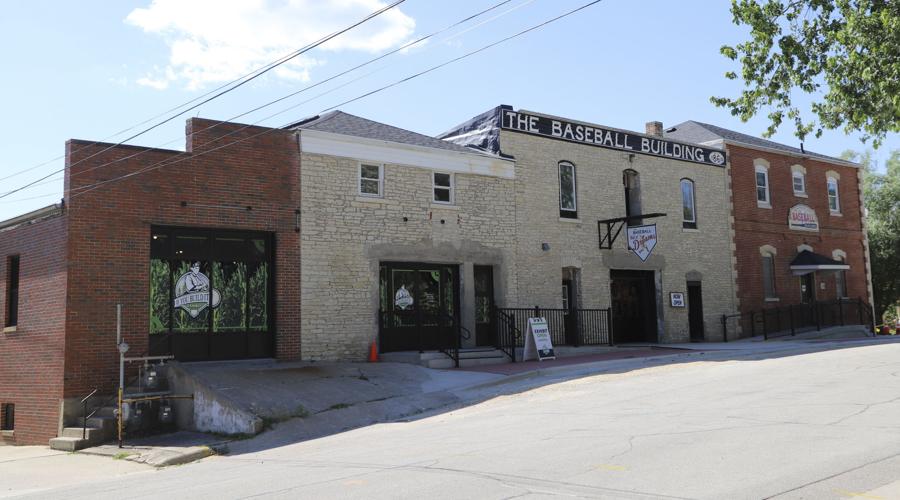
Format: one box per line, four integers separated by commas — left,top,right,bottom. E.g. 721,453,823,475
523,317,556,361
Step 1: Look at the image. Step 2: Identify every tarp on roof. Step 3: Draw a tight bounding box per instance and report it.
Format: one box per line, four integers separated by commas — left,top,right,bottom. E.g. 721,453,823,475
436,105,508,156
790,250,850,275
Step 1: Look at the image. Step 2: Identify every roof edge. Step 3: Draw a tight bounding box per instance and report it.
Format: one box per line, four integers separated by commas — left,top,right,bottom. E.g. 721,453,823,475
0,203,65,231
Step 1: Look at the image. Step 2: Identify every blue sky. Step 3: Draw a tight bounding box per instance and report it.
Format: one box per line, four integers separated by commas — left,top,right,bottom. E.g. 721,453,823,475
1,0,896,221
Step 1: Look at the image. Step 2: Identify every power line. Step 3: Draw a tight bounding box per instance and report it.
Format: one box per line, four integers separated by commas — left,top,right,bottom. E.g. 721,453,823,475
0,0,406,200
66,0,604,201
5,0,525,197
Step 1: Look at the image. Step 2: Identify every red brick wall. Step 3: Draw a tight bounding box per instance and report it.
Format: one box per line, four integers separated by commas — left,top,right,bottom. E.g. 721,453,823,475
0,214,68,445
729,144,869,312
62,118,301,399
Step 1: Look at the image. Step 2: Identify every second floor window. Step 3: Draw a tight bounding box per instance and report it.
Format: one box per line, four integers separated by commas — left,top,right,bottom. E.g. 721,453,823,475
433,172,454,204
5,255,19,328
558,162,577,218
755,164,770,206
359,164,383,197
792,171,806,195
624,169,642,223
827,177,840,213
681,179,696,229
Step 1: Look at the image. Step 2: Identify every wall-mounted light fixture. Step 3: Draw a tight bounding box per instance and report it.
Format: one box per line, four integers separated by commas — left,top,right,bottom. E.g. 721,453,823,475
541,242,551,252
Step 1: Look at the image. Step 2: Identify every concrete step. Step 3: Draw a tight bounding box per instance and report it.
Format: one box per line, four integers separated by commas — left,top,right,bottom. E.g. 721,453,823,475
49,436,88,452
61,426,106,440
425,353,511,369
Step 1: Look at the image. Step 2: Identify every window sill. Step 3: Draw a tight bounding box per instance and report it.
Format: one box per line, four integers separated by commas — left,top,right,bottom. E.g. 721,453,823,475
682,228,700,233
764,297,780,302
2,326,16,334
757,202,772,209
0,430,13,438
830,211,843,217
430,203,459,211
793,192,808,198
559,217,582,224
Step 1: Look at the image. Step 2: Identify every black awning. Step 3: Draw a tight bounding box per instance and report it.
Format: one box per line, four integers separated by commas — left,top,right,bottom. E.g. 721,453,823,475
790,250,850,275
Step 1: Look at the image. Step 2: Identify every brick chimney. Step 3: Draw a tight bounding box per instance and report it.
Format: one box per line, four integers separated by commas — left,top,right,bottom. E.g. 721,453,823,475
645,121,663,137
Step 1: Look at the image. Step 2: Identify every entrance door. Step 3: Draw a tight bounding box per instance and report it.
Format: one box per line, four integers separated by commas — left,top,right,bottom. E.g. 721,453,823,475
687,281,704,342
610,270,657,343
474,266,495,347
379,262,460,352
562,279,578,345
800,273,815,304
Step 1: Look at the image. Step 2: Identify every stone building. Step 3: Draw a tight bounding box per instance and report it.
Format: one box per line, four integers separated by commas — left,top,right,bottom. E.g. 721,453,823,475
290,111,517,360
440,106,738,344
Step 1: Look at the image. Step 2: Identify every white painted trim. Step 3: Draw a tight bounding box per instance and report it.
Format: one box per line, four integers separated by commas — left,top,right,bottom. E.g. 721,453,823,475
357,162,383,198
790,264,850,271
432,172,455,205
299,129,515,179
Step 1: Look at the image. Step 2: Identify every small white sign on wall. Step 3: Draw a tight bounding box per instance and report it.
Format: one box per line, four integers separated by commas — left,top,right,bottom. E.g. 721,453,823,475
670,292,685,308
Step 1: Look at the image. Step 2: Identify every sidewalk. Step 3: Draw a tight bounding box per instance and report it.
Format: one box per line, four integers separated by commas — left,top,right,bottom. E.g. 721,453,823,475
458,347,686,375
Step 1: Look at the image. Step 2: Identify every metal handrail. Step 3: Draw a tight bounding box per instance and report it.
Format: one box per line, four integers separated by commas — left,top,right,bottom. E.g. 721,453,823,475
80,388,98,440
496,309,522,362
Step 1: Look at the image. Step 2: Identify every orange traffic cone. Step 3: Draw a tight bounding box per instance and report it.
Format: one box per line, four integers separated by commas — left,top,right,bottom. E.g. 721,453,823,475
368,340,379,363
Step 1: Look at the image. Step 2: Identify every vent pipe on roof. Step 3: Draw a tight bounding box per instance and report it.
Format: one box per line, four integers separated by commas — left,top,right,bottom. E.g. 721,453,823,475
645,121,663,137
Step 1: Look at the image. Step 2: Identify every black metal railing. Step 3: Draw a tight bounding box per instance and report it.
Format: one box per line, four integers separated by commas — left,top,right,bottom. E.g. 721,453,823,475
495,306,613,353
576,308,614,346
722,298,874,340
496,309,522,362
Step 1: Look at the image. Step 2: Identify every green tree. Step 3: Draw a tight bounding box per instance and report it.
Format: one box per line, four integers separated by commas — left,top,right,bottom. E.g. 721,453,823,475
843,149,900,322
714,1,900,146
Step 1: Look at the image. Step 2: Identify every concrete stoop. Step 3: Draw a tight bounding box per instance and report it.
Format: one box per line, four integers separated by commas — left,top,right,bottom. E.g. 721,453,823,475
382,348,512,369
49,411,117,452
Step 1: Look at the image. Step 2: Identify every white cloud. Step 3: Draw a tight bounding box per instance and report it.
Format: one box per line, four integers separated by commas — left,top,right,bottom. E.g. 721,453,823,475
126,0,415,90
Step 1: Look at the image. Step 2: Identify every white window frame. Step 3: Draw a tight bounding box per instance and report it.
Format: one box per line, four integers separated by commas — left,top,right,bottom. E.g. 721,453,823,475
358,163,383,198
755,162,771,208
827,176,841,214
432,172,454,205
558,161,578,217
681,178,697,228
792,172,806,196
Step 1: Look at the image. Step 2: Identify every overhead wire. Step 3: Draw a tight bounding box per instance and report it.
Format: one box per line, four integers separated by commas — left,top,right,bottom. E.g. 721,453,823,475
66,0,604,201
2,0,523,198
0,0,407,200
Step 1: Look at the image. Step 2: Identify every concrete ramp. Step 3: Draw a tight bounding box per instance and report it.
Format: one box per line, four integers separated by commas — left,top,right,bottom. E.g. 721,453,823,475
164,360,502,436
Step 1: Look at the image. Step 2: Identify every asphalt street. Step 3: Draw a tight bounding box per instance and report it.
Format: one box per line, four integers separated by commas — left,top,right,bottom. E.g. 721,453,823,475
7,341,900,499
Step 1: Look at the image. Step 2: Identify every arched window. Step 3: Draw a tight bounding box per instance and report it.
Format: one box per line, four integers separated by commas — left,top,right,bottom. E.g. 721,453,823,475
826,171,841,214
833,249,848,298
623,169,641,223
558,161,577,219
681,178,696,229
791,164,807,196
759,245,778,300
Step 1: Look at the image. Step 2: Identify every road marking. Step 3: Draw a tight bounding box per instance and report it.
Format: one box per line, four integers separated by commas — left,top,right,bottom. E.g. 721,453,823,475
834,489,885,499
594,464,628,472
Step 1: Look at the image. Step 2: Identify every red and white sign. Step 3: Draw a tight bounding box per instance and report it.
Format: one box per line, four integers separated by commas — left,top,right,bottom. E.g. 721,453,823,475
788,204,819,232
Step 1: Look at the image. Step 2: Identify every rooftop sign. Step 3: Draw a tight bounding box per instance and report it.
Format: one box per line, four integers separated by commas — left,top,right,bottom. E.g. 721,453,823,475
500,110,726,167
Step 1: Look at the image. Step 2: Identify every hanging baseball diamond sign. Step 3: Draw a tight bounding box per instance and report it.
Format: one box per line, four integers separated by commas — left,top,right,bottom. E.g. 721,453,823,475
500,110,727,167
627,224,658,262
